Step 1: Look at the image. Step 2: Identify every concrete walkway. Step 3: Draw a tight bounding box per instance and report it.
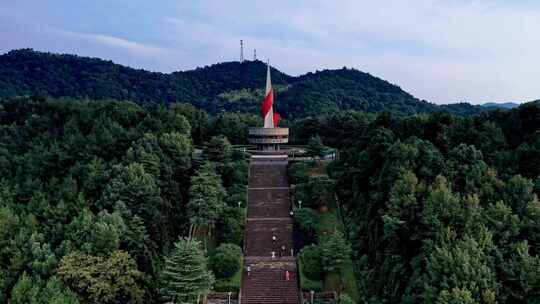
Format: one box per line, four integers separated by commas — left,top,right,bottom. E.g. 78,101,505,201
241,156,299,304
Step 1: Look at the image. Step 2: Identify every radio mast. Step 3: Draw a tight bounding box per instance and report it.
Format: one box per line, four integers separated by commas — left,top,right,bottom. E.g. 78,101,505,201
240,40,244,63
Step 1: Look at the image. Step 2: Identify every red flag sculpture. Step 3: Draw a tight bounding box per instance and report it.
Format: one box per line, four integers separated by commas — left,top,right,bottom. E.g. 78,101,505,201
261,62,274,128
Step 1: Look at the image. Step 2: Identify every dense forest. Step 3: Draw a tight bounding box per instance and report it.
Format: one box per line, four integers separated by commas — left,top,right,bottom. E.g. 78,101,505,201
290,102,540,303
0,49,486,118
1,94,538,303
0,96,256,303
1,47,539,303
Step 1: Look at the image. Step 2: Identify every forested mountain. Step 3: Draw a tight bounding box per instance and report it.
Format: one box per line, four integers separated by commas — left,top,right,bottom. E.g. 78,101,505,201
0,49,289,107
0,49,485,117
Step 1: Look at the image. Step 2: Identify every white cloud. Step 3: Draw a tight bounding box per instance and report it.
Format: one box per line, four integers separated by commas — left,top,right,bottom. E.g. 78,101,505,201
57,30,173,59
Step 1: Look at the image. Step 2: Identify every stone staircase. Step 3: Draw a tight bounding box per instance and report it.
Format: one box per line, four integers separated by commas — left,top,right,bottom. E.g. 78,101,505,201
242,259,298,304
248,160,289,187
241,158,299,304
245,218,294,257
247,188,290,218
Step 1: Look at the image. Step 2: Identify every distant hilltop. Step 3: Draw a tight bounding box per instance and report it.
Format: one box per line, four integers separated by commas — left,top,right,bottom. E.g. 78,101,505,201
481,102,520,109
0,49,533,117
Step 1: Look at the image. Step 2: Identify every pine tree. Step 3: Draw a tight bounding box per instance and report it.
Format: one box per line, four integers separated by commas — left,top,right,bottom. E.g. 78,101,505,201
306,135,328,160
160,238,214,304
203,136,232,162
187,163,226,237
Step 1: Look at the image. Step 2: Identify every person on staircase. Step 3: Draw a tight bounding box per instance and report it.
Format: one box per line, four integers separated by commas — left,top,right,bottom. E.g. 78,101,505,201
285,270,290,281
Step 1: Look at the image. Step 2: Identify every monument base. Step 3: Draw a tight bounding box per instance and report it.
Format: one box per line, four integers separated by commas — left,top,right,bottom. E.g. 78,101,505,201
248,127,289,151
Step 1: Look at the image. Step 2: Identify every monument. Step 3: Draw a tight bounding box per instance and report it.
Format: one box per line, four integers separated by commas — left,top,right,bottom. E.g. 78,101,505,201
248,62,289,151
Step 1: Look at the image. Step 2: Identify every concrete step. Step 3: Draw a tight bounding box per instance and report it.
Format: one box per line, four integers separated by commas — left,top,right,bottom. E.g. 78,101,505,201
247,188,291,218
242,268,299,304
249,164,288,188
242,159,299,304
244,218,294,257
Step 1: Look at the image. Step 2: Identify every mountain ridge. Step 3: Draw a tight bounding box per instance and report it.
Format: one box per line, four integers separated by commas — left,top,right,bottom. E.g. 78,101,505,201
0,48,484,117
481,102,520,109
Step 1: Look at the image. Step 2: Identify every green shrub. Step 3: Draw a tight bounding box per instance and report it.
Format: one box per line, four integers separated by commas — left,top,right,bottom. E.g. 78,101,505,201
210,243,242,279
299,244,323,281
295,208,320,243
221,160,248,189
291,176,335,209
289,162,309,184
301,276,323,292
217,207,245,246
339,293,356,304
299,257,323,292
320,233,352,273
225,184,247,207
292,183,314,208
214,259,242,293
214,279,240,293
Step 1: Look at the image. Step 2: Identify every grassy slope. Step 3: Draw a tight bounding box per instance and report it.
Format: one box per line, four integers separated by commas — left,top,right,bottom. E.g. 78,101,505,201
319,195,360,302
296,161,360,301
215,257,243,292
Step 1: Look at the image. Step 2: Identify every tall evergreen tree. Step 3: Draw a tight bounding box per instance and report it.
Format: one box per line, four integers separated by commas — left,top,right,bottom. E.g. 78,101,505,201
203,136,232,162
160,238,214,304
187,163,226,237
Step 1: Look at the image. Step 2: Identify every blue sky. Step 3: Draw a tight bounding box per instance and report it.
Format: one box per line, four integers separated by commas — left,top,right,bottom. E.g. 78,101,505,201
1,0,539,104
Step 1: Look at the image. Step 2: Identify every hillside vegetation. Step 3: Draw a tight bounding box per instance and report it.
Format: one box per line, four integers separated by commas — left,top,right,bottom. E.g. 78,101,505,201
0,49,484,117
0,95,539,303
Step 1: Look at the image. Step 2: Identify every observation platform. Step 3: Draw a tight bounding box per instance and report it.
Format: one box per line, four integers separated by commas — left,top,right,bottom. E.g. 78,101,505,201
248,127,289,151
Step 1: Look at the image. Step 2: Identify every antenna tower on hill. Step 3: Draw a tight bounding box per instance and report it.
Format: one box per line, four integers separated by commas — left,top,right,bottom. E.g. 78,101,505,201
240,40,244,63
254,49,257,61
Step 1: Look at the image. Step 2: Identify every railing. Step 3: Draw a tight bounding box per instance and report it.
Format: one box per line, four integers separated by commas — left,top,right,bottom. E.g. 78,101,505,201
248,138,289,144
248,127,289,136
206,292,240,304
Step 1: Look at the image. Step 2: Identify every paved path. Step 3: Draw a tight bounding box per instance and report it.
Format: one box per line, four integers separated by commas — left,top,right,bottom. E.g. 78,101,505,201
241,157,299,304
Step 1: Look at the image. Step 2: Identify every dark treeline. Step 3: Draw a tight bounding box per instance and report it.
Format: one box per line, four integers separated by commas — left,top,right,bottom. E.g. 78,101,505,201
293,103,540,302
0,96,252,303
0,49,485,118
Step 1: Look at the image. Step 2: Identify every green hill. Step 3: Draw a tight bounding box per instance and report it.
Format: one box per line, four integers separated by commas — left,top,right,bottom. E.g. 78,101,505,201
481,102,520,109
0,49,483,117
